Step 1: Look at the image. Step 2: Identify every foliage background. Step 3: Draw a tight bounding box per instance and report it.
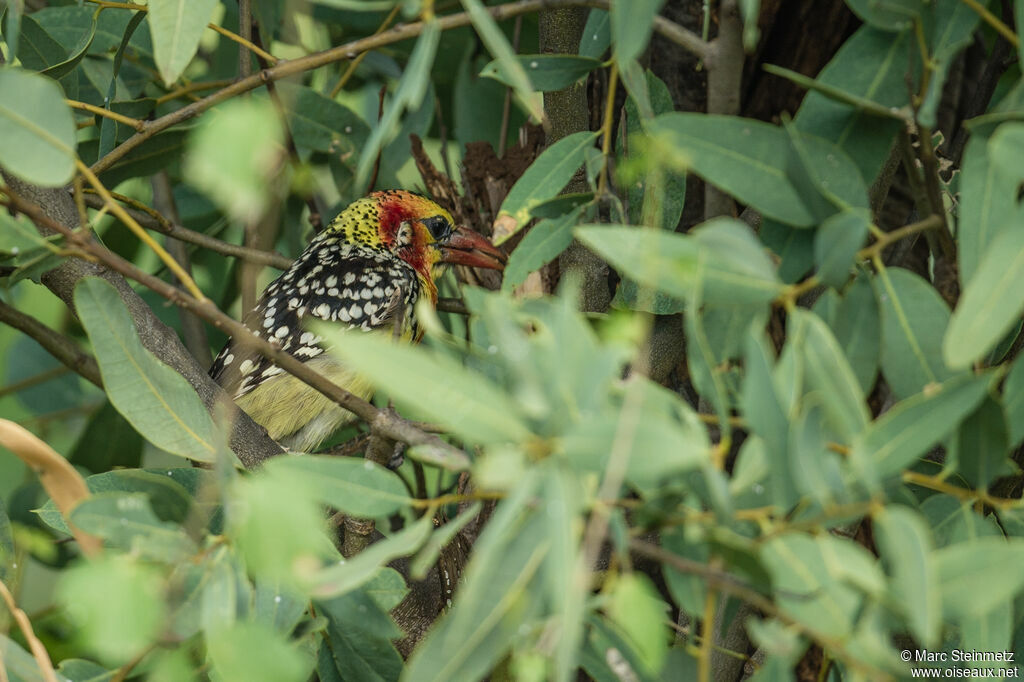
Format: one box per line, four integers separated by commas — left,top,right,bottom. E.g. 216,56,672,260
2,0,1024,680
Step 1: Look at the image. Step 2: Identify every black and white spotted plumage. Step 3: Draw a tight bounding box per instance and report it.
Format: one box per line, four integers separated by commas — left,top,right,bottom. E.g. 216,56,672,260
209,236,421,402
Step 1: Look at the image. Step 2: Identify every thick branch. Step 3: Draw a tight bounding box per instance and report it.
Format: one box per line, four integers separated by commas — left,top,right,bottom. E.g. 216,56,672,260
703,0,743,219
0,301,102,389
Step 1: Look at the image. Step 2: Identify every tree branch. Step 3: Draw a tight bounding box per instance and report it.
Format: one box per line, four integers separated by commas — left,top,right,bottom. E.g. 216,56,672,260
703,0,743,219
1,174,284,468
0,301,102,389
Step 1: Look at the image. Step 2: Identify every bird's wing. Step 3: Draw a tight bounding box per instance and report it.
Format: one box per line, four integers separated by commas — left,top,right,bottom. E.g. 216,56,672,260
209,242,420,400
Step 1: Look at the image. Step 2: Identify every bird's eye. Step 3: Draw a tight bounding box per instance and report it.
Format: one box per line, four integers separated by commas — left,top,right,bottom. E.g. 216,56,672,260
422,215,453,241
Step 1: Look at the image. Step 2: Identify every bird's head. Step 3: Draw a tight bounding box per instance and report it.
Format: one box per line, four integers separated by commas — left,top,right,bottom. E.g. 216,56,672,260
324,190,505,300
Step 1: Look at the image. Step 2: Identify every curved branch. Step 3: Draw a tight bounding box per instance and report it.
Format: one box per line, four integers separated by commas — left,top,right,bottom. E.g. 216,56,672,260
0,301,102,389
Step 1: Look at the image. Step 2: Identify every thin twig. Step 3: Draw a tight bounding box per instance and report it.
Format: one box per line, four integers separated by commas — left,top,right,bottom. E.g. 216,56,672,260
0,301,103,388
66,99,145,131
91,0,707,175
3,188,473,472
0,366,71,399
80,192,293,269
958,0,1019,47
329,4,403,98
236,0,254,77
497,15,524,158
75,160,207,301
0,579,59,682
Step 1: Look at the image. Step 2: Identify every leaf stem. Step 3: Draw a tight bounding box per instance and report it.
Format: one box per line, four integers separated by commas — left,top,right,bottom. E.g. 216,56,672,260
958,0,1019,48
66,99,146,131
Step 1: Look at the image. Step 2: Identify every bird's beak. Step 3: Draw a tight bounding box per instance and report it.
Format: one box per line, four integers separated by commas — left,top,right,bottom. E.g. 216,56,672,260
440,226,506,270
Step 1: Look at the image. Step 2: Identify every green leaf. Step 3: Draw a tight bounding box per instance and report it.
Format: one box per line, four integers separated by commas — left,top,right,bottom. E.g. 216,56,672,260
74,278,219,461
794,309,870,441
782,119,870,223
316,577,405,682
761,533,863,638
319,327,530,445
148,0,218,85
355,20,440,190
853,372,992,479
874,267,954,400
70,492,197,561
873,505,940,646
403,473,549,682
37,468,212,535
14,15,66,72
459,0,542,123
68,401,144,473
40,9,97,80
611,0,665,63
1,634,73,682
277,82,369,155
944,225,1024,369
0,496,13,585
958,124,1024,286
309,512,434,598
411,503,481,580
606,574,669,675
814,274,881,393
954,397,1012,490
55,659,114,682
0,67,77,186
576,219,783,307
936,538,1024,619
481,54,602,92
844,0,923,30
1004,354,1024,449
185,98,284,224
57,555,168,666
792,25,910,183
813,209,869,289
262,455,411,518
32,5,153,57
496,131,599,239
207,621,310,682
918,0,985,129
502,206,585,293
579,9,611,59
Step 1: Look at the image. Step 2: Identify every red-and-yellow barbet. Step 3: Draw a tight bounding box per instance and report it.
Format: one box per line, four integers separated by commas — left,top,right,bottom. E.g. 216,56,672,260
209,190,505,452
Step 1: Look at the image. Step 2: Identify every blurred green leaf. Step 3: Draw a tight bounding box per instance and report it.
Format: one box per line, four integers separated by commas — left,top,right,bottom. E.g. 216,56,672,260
320,327,531,445
411,503,480,580
207,621,311,682
55,659,114,682
844,0,922,30
958,125,1024,286
605,573,669,676
74,277,219,461
918,0,985,129
874,505,939,646
813,275,881,394
955,397,1012,490
0,496,12,584
70,491,197,561
355,19,439,190
0,67,77,186
459,0,542,123
813,209,869,289
0,634,72,682
761,533,863,638
185,98,284,224
853,372,992,480
502,205,585,293
277,82,370,155
874,267,954,400
14,15,66,72
497,131,599,239
577,219,783,307
936,538,1024,620
579,9,611,59
795,309,869,442
57,554,167,665
148,0,218,85
316,574,405,682
782,119,869,224
611,0,665,64
403,472,548,682
310,512,433,598
33,5,153,56
68,401,144,473
792,24,910,185
1004,354,1024,449
263,455,411,518
481,54,601,92
944,226,1024,369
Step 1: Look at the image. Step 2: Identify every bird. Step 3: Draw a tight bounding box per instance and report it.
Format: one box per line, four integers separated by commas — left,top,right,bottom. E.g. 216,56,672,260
209,189,506,452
